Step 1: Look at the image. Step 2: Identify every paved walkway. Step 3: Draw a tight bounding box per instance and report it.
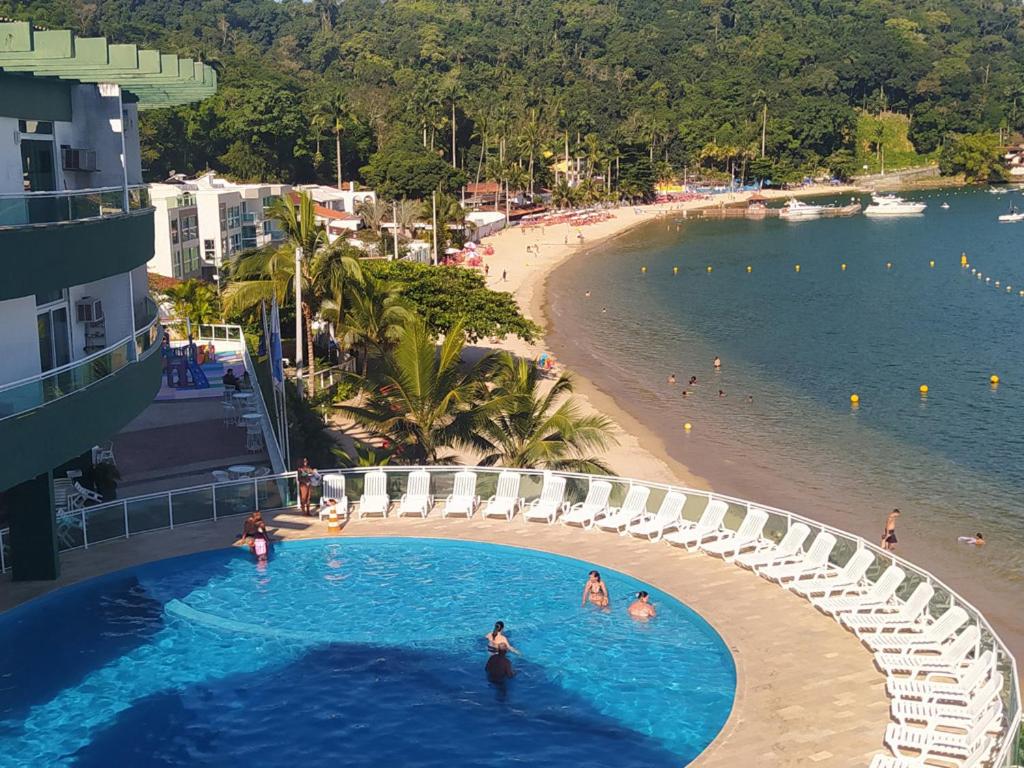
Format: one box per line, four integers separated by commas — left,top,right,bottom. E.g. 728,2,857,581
0,511,891,767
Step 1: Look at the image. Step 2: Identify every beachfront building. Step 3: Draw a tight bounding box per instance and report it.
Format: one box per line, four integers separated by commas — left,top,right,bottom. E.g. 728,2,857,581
0,21,215,580
149,172,291,280
295,183,374,243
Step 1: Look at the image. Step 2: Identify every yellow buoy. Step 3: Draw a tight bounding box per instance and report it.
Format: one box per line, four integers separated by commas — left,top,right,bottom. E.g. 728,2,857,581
641,266,647,273
706,265,712,273
990,375,1000,385
961,253,968,266
841,263,847,271
684,422,692,432
850,393,860,405
1020,290,1024,297
995,280,1000,287
929,260,935,268
886,262,892,270
1007,286,1013,292
919,384,929,395
794,264,801,272
746,265,752,273
672,266,679,274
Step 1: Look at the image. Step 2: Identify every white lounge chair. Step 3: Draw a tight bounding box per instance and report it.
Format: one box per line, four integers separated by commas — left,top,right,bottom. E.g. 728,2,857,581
443,471,480,518
869,735,994,768
875,626,980,676
869,607,970,653
891,673,1004,728
884,706,1002,763
760,532,837,583
53,478,84,514
358,470,390,518
627,492,687,541
73,481,104,504
700,508,769,560
561,481,613,529
523,475,568,523
481,471,522,520
397,470,433,517
595,485,651,534
887,651,994,704
317,474,349,521
735,523,810,571
788,549,874,598
663,499,729,550
842,583,934,636
812,565,906,616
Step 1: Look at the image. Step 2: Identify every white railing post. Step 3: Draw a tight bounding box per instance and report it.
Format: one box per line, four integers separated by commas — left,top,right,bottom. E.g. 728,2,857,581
123,500,130,538
212,484,218,521
254,478,259,508
81,509,89,548
167,492,174,530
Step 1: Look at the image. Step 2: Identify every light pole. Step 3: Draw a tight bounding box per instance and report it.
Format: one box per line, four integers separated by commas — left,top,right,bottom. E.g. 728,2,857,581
294,246,303,387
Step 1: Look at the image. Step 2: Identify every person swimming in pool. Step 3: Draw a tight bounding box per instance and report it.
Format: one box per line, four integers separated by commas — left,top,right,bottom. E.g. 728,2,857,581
628,591,657,620
581,570,609,608
485,621,520,655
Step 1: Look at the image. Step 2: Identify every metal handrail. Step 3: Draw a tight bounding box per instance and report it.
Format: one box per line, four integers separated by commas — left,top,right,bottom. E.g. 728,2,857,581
0,184,149,200
0,465,1018,765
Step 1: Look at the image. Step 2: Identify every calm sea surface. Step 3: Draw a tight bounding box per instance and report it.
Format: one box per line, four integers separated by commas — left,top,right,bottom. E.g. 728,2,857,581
547,187,1024,598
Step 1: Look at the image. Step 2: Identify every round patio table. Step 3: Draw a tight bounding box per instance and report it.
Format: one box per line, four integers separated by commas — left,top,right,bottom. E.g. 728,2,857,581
228,464,256,478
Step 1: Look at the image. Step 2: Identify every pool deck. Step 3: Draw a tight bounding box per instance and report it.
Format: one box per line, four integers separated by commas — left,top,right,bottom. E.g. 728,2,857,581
0,511,891,767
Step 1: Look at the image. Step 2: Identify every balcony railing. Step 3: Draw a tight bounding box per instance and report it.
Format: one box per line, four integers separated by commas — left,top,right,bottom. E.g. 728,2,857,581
0,466,1018,766
0,315,161,421
0,185,151,228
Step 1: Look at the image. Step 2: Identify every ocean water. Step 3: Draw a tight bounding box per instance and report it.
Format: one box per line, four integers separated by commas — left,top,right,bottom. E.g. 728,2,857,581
546,188,1024,614
0,539,735,767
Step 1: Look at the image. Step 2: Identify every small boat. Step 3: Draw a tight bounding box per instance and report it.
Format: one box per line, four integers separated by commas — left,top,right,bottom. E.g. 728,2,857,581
863,194,927,216
779,199,826,220
940,202,950,209
998,203,1024,222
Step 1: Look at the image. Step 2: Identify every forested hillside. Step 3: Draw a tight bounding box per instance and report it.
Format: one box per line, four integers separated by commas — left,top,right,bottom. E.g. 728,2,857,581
4,0,1023,187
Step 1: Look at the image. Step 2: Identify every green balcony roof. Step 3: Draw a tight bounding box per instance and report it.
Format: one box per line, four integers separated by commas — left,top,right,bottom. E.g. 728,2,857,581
0,22,216,109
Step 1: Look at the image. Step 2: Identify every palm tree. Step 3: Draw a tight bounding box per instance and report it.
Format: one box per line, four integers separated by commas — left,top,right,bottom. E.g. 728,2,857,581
341,318,500,464
164,279,221,326
357,198,391,255
551,179,575,209
477,352,617,473
339,271,414,375
224,193,329,391
315,92,353,188
517,109,545,195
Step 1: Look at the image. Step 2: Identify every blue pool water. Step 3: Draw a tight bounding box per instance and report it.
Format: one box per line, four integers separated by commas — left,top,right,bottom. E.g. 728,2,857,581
0,539,735,767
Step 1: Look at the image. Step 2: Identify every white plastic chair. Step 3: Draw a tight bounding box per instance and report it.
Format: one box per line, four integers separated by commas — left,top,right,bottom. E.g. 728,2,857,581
663,498,729,551
397,470,433,517
874,625,980,676
869,736,994,768
443,471,480,518
700,508,769,560
52,478,84,514
73,481,104,505
760,532,837,583
788,548,874,598
481,471,522,520
561,480,613,529
887,650,994,703
318,474,349,520
891,672,1004,728
735,523,810,571
92,442,115,465
812,565,906,616
883,705,1001,763
522,475,568,523
358,470,391,518
56,512,85,549
869,606,970,654
842,582,934,637
595,485,651,534
627,491,686,541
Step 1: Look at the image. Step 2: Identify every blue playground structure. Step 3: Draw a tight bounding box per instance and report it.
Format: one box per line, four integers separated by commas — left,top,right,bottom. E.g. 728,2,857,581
161,339,210,389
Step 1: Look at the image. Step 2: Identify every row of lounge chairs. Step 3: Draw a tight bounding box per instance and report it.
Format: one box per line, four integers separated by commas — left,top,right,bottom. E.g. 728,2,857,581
316,470,1006,766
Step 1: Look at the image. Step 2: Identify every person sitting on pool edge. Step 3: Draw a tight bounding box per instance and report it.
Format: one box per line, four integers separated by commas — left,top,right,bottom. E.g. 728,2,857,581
235,510,262,546
485,621,520,655
486,647,515,683
628,591,657,620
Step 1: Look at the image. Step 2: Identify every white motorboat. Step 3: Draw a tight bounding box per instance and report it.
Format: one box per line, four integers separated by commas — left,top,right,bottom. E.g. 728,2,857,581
863,194,927,216
998,204,1024,222
779,199,826,220
940,202,950,209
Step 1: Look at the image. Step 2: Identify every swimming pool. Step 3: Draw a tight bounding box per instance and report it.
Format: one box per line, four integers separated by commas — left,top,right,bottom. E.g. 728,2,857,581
0,538,736,767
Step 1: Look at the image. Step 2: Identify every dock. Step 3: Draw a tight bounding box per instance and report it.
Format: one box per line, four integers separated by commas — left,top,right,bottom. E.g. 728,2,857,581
689,202,862,219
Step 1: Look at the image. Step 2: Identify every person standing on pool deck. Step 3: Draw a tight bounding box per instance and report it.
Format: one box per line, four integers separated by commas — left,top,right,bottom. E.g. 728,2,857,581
297,457,317,516
881,509,900,551
485,647,515,683
581,570,609,608
628,591,657,620
485,621,520,655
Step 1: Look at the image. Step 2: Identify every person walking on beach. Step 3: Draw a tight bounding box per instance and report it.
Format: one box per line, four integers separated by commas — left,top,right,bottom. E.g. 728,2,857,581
502,269,507,281
881,509,900,551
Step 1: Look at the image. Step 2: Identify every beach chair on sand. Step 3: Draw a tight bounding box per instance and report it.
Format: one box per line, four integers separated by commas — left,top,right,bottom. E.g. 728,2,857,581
874,625,980,676
595,485,651,534
442,471,480,518
662,499,728,551
812,565,905,616
760,533,837,583
523,475,568,524
700,509,769,561
735,523,810,571
628,492,686,541
842,582,934,637
788,549,874,599
561,481,613,529
481,471,522,521
397,470,433,517
869,607,970,654
358,470,390,518
318,474,349,521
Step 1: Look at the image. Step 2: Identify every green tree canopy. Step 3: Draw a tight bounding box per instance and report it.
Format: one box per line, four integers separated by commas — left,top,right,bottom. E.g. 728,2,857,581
361,138,467,200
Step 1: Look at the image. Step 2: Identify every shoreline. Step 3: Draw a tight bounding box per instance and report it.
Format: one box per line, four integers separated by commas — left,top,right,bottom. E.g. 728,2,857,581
479,188,1024,665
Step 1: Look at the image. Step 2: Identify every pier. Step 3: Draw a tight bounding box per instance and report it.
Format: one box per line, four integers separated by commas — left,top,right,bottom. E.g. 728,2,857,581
690,202,862,219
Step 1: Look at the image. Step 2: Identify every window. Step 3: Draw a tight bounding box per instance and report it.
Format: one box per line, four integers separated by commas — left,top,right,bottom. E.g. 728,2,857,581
35,288,66,306
263,221,272,236
180,215,198,241
203,239,216,261
18,120,54,135
229,233,241,251
173,250,183,279
170,219,179,245
262,195,275,210
182,245,200,275
227,205,241,229
219,203,226,227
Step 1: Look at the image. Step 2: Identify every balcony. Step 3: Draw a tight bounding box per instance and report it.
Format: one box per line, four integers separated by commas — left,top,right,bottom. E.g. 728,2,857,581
0,186,150,228
0,315,163,492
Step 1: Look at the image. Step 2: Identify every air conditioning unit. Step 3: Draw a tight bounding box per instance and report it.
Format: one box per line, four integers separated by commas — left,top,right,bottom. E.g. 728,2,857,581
75,297,104,323
62,147,98,172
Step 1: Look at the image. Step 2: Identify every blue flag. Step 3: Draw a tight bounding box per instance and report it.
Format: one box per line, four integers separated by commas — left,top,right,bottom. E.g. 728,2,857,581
270,296,284,388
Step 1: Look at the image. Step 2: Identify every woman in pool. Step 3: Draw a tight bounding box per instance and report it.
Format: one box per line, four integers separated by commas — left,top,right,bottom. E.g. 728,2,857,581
297,457,317,516
628,591,657,620
485,621,520,655
581,570,610,608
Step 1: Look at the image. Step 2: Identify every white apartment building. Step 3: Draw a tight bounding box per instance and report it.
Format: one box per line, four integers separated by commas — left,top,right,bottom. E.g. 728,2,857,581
149,173,291,279
295,183,374,243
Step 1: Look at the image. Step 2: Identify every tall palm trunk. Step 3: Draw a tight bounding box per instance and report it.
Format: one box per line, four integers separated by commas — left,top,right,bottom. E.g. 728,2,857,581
303,302,316,393
451,101,457,169
335,126,343,189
